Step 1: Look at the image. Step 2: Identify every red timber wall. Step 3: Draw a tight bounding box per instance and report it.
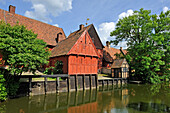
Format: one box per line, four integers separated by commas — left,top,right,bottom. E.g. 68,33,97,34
48,56,68,74
68,55,98,75
68,31,98,75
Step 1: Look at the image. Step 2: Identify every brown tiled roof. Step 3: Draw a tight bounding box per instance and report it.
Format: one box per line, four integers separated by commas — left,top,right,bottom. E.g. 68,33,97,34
103,46,127,62
51,30,85,57
68,24,91,37
68,24,104,49
0,8,66,46
111,59,125,68
103,50,113,62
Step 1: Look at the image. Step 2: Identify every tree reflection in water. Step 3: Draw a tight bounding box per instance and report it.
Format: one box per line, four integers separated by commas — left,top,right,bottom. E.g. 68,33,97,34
127,102,170,113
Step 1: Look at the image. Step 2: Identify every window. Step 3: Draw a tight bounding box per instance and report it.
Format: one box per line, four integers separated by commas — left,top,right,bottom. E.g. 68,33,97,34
123,67,128,72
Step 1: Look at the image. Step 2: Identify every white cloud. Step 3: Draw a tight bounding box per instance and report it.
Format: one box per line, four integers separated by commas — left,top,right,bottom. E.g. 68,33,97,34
25,4,51,23
53,24,59,27
97,10,134,49
97,22,116,46
163,6,169,13
24,0,73,22
118,9,133,19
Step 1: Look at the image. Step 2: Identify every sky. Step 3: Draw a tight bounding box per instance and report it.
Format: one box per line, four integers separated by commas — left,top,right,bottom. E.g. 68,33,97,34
0,0,169,49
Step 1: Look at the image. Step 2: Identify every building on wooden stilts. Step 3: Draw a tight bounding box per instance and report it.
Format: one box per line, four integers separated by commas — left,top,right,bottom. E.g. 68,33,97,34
48,29,99,91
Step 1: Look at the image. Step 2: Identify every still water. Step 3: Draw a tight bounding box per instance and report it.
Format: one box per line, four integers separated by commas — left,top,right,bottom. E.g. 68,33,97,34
0,84,169,113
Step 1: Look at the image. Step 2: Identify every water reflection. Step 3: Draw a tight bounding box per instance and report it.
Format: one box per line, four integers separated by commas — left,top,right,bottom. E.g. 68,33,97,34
127,102,170,113
0,83,169,113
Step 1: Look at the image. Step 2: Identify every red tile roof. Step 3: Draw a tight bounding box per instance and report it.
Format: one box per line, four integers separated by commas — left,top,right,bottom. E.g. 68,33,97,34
103,46,127,62
68,24,104,49
51,30,85,57
0,8,66,46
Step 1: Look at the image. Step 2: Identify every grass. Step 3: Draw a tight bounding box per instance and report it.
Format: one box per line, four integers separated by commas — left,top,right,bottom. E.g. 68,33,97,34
20,77,62,82
98,74,110,77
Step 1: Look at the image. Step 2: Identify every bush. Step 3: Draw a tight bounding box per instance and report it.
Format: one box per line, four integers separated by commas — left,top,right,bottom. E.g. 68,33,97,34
6,77,20,97
44,60,63,75
0,74,7,102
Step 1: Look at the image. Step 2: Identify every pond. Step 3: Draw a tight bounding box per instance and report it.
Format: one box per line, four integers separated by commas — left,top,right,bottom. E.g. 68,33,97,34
0,84,169,113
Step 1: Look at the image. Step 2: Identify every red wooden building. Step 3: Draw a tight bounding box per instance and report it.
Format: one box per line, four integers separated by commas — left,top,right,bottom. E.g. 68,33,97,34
0,5,100,76
68,24,104,73
49,29,99,75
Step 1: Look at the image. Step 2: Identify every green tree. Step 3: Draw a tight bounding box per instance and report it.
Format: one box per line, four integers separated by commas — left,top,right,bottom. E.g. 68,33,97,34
0,21,50,76
110,8,170,83
0,73,7,101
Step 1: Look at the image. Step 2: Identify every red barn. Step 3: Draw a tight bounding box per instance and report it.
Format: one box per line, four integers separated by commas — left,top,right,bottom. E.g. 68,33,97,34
68,24,104,73
49,29,99,75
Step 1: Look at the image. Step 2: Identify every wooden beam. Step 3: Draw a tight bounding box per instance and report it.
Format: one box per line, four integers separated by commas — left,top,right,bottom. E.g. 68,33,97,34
44,77,47,94
67,76,70,92
89,75,92,89
28,77,32,96
83,75,85,90
75,75,78,91
107,80,109,86
56,77,60,93
95,74,98,89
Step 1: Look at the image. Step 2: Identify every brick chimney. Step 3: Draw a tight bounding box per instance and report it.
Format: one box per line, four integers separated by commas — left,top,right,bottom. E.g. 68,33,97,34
79,24,84,30
106,41,110,48
9,5,16,14
56,32,62,43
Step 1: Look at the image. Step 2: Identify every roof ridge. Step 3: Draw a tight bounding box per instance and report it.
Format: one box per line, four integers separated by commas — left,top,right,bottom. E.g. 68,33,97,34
0,8,62,29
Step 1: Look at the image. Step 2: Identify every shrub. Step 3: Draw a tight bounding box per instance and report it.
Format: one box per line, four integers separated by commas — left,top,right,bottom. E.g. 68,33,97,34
0,73,7,101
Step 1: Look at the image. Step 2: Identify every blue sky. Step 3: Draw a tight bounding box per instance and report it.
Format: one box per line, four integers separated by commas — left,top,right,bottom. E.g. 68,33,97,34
0,0,169,48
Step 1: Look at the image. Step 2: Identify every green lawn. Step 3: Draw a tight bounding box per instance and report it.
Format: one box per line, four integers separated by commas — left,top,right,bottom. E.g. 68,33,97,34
19,77,62,82
98,74,110,77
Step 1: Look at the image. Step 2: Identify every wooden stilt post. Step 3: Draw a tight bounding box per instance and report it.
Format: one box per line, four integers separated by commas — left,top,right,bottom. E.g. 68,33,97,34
95,74,98,89
75,75,78,91
102,80,104,88
89,74,92,89
28,77,32,95
107,80,109,86
83,75,85,90
67,76,70,92
44,77,47,95
56,77,60,93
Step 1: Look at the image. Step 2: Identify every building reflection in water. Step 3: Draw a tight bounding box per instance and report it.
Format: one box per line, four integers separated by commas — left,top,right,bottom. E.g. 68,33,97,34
98,84,129,113
1,84,129,113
